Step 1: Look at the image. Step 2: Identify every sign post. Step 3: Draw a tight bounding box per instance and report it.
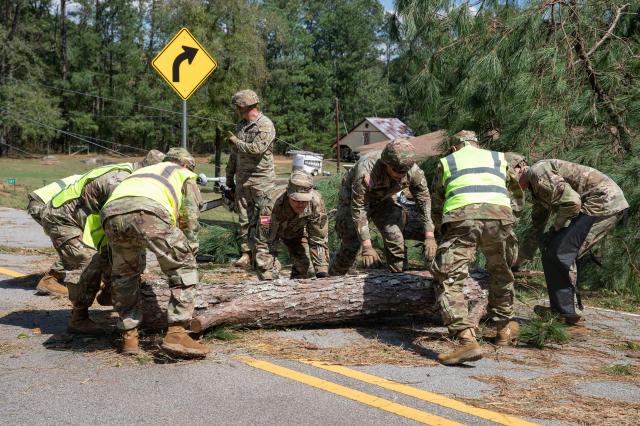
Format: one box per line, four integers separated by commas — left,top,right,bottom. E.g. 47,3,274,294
152,28,217,149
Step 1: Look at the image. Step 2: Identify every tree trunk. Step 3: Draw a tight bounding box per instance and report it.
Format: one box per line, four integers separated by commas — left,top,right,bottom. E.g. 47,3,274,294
137,271,490,332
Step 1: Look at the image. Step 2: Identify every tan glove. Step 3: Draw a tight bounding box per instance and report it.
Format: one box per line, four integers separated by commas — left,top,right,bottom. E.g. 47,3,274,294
361,245,382,269
227,131,241,145
424,236,437,260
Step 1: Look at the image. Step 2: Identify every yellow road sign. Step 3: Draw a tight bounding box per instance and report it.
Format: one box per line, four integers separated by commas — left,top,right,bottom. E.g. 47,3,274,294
152,28,217,100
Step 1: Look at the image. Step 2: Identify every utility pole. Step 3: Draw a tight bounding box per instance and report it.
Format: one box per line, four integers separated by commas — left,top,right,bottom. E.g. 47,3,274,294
335,97,340,174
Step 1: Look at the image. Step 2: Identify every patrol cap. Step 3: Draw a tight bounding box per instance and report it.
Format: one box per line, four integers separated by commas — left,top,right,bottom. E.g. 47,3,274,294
449,130,478,148
287,170,314,202
381,138,416,172
133,149,165,170
504,152,527,169
165,147,196,171
231,90,260,108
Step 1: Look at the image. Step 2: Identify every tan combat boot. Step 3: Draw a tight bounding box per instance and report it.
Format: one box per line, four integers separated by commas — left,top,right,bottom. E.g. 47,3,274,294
233,253,252,268
495,320,519,346
161,325,210,359
437,328,483,366
35,273,68,296
122,328,139,355
67,308,104,335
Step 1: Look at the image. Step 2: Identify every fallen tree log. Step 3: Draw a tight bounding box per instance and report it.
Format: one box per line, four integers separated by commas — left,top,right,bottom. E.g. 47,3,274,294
138,270,490,333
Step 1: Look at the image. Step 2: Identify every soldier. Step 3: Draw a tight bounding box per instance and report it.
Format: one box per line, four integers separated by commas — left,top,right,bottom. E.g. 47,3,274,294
253,170,329,280
512,158,629,327
40,150,165,335
504,153,528,267
226,89,276,268
431,131,524,365
102,148,209,358
27,174,82,296
329,138,437,275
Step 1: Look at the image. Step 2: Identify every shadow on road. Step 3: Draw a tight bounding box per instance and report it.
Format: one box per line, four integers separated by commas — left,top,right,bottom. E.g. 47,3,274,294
0,273,43,290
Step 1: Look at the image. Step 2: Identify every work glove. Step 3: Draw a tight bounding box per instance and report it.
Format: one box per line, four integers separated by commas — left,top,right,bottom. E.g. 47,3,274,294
424,236,437,260
315,272,329,279
361,245,382,269
227,131,241,145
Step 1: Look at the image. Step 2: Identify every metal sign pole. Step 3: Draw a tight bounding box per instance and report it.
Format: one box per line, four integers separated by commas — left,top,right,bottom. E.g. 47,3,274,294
182,100,187,148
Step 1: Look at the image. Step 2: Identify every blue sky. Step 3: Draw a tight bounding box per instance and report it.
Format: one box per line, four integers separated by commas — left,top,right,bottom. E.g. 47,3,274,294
380,0,395,11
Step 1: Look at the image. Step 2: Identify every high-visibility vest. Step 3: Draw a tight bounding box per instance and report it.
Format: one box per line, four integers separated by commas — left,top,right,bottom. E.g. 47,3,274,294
82,213,106,251
440,145,510,216
104,162,197,224
32,175,82,203
51,163,133,208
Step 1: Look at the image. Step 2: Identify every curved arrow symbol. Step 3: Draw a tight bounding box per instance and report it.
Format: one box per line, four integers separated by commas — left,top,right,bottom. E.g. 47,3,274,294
172,45,198,82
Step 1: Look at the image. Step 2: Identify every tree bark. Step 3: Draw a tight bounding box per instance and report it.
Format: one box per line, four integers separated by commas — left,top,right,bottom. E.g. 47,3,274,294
137,270,490,332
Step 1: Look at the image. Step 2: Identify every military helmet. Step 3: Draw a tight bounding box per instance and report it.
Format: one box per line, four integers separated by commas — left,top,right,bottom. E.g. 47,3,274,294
449,130,478,148
504,152,527,170
165,147,195,171
381,138,416,172
231,90,260,108
287,170,314,202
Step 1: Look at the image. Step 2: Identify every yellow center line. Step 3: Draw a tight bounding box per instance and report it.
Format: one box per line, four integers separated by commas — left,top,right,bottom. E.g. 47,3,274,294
299,360,536,426
239,356,464,426
0,267,26,278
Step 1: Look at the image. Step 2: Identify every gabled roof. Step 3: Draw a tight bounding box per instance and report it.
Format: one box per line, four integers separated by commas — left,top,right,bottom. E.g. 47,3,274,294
355,130,447,160
365,117,415,140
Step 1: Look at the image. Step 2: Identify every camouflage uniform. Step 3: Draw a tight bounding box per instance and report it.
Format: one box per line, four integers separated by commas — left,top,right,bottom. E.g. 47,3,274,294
519,159,629,316
226,91,276,255
330,149,434,274
253,174,329,280
102,155,202,331
40,169,130,309
431,142,525,333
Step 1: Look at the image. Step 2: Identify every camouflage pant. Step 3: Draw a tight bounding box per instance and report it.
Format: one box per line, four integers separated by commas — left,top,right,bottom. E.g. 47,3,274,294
330,199,406,275
431,219,515,333
41,219,103,310
236,183,270,254
103,211,198,331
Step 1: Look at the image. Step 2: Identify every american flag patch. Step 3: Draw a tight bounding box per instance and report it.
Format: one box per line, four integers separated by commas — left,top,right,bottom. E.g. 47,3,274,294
259,216,272,225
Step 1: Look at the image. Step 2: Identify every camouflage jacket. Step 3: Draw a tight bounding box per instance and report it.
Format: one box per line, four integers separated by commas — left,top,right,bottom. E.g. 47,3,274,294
519,159,629,260
338,151,434,242
431,158,524,228
225,113,276,189
255,186,329,274
100,178,203,253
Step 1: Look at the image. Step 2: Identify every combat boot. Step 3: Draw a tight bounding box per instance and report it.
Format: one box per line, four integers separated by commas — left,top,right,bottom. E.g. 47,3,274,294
161,325,209,359
495,320,519,346
96,283,112,306
121,328,139,355
233,253,251,268
437,328,483,365
67,308,104,336
35,273,68,296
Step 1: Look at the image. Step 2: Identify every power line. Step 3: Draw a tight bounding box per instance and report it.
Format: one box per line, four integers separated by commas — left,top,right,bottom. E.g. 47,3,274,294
0,141,39,158
8,77,234,126
1,107,126,157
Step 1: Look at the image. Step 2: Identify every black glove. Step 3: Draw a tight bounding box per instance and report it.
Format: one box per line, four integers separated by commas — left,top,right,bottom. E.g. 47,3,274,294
315,272,329,279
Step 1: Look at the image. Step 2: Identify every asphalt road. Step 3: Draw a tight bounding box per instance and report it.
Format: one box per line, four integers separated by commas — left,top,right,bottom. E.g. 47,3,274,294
1,207,638,425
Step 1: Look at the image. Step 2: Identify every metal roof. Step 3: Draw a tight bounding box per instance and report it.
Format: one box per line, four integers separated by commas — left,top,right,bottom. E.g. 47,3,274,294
364,117,415,139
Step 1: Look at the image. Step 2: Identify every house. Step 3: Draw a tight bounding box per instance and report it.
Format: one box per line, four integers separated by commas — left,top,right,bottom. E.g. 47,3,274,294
336,118,415,161
355,130,447,161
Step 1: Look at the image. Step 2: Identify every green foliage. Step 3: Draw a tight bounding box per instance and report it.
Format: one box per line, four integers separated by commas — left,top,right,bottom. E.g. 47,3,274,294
198,224,240,263
603,364,635,376
519,312,570,348
204,326,239,341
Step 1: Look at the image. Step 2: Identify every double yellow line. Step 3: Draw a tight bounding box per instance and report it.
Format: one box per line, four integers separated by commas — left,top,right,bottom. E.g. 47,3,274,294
240,357,535,425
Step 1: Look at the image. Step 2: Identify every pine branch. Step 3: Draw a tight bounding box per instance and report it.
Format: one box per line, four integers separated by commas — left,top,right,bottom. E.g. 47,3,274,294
584,3,629,59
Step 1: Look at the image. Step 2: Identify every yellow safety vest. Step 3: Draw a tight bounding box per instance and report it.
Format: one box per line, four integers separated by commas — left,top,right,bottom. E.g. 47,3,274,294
32,175,82,203
441,145,510,216
104,162,197,224
51,163,133,208
82,213,106,251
